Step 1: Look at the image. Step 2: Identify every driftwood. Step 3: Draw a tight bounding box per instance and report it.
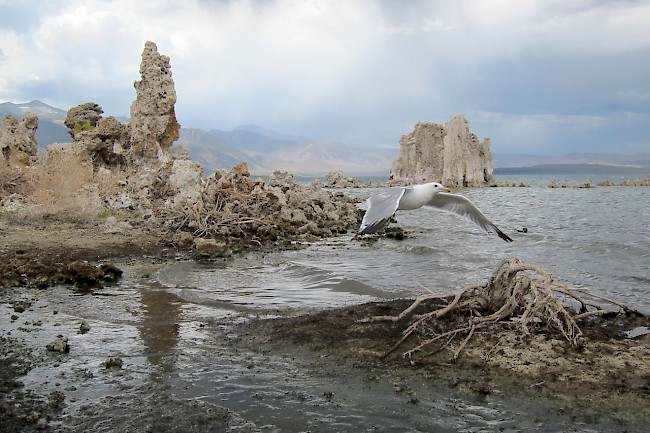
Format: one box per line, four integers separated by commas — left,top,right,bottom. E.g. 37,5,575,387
362,257,635,359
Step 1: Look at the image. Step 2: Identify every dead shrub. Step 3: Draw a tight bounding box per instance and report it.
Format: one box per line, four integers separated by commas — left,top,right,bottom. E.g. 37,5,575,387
20,152,102,220
363,257,636,360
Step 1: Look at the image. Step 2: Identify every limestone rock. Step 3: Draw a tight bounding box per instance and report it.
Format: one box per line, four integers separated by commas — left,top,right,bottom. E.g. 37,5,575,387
60,103,128,166
172,231,195,248
79,321,91,334
390,115,495,187
63,261,122,287
168,158,203,208
0,113,38,167
269,170,296,189
129,41,180,160
103,356,123,369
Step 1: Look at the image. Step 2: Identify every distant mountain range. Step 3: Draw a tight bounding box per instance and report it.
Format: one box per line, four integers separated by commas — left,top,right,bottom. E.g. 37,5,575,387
1,100,393,175
493,154,650,171
2,100,649,177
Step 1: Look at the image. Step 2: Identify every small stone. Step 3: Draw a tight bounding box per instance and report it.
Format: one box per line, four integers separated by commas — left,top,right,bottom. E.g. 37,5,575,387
103,356,123,369
79,321,91,334
46,335,70,353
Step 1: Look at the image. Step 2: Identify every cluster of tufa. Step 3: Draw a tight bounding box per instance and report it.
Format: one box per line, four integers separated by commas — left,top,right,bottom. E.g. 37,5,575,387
157,162,361,256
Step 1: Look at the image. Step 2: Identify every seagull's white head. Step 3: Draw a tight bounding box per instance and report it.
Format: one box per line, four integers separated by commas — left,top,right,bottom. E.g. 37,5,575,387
426,182,452,193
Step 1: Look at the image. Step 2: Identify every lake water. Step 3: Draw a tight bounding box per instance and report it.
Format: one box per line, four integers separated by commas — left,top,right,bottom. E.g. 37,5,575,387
159,177,650,315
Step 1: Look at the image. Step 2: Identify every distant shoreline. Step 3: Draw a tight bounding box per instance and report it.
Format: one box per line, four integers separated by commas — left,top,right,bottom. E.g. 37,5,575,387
494,163,649,175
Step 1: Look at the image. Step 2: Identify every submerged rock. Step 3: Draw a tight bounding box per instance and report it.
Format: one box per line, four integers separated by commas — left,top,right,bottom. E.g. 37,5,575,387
79,321,91,334
193,238,232,259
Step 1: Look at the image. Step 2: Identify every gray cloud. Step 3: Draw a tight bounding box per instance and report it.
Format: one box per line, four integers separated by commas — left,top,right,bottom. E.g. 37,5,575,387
1,0,649,154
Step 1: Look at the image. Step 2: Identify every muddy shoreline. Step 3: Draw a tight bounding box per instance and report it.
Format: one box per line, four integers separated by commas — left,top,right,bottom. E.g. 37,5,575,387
1,218,649,432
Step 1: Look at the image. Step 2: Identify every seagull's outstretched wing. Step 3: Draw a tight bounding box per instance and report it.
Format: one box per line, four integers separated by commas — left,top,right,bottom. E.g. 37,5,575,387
426,192,513,242
356,187,406,236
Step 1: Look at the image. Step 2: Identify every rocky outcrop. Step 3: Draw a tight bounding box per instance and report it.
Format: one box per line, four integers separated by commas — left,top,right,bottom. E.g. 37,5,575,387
390,115,495,187
54,41,181,167
1,40,363,254
59,103,129,166
167,157,203,208
128,41,180,161
326,170,366,188
0,113,38,167
64,102,104,137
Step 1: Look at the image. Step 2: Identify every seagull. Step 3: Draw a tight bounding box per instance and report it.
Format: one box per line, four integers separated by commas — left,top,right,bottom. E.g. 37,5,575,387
355,182,513,242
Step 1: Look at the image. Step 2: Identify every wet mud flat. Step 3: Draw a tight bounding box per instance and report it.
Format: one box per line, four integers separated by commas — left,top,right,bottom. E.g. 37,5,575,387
1,220,649,432
4,288,649,433
237,300,650,424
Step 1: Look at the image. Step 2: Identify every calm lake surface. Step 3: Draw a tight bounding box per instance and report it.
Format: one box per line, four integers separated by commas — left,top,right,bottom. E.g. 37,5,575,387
160,176,650,315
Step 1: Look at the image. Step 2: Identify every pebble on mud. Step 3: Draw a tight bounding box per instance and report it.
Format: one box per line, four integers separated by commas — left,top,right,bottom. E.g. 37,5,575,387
103,356,123,369
46,335,70,353
79,321,91,334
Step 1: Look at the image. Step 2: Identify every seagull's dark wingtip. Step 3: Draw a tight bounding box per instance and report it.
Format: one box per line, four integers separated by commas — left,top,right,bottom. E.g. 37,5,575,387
497,229,514,242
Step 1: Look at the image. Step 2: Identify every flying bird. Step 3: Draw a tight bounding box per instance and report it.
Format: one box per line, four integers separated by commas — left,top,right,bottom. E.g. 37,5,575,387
355,182,513,242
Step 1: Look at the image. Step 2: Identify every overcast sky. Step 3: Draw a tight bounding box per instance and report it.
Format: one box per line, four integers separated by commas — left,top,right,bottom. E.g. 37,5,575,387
1,0,649,154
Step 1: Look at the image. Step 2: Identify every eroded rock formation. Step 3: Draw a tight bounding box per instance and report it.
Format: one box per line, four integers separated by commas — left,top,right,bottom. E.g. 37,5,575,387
326,170,366,188
0,113,38,167
53,41,181,168
390,115,495,187
59,102,129,166
64,102,104,137
128,40,180,160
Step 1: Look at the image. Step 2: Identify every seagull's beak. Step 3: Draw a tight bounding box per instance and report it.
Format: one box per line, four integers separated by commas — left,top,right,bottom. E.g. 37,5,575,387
443,187,452,193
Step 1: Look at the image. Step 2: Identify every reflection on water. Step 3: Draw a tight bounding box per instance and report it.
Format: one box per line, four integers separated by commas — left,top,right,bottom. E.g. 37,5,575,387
138,282,184,381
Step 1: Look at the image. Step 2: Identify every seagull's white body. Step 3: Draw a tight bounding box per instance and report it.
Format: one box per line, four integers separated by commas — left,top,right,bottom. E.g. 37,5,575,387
356,182,513,242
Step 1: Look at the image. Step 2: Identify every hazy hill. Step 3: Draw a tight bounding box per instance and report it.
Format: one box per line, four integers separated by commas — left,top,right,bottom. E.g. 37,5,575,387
493,153,650,169
207,125,394,175
494,163,649,175
209,125,307,153
176,128,268,173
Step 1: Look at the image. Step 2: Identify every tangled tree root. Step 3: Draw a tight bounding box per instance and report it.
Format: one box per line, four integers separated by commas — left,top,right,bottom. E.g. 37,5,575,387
363,257,636,360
